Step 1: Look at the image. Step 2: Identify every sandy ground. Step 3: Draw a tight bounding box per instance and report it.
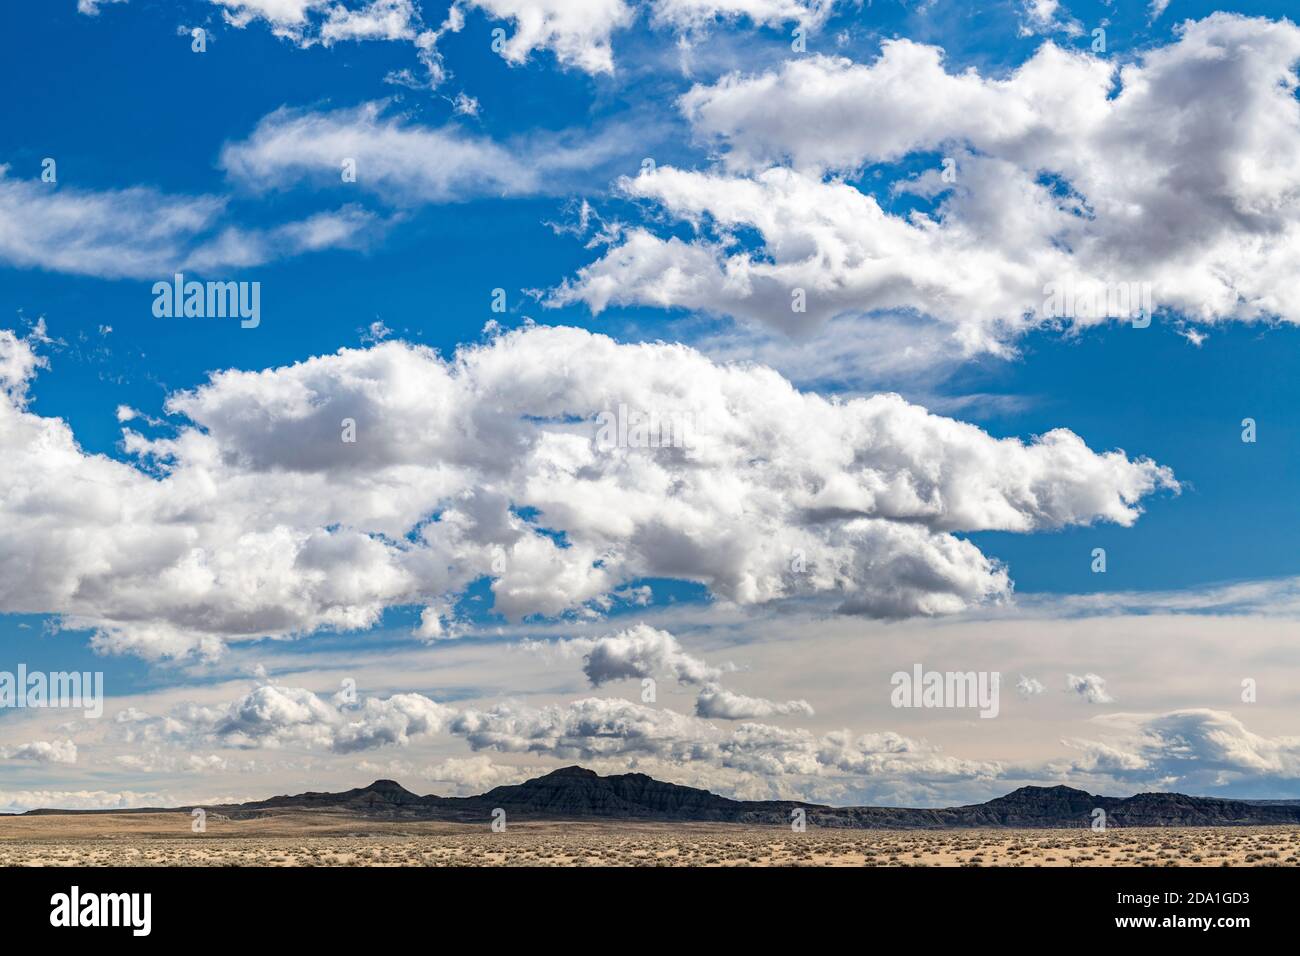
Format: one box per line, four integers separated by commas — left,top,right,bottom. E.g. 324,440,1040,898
2,813,1299,866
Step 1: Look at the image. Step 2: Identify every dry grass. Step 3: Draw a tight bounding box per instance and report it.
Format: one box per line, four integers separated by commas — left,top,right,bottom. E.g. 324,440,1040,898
1,813,1298,866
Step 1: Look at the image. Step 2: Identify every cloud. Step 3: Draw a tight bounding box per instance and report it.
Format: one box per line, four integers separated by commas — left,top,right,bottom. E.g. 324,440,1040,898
422,755,536,792
77,0,128,15
557,15,1300,364
0,789,170,814
649,0,837,32
2,739,78,764
1017,0,1082,37
549,165,1065,358
183,205,382,271
449,694,996,785
450,1,839,75
207,1,455,85
213,0,418,45
448,696,706,759
221,102,635,203
1019,575,1300,618
354,754,537,792
92,675,995,797
0,167,377,279
179,685,342,750
120,684,453,753
687,309,983,392
0,170,220,279
695,683,813,719
563,623,727,686
1066,672,1114,704
153,0,845,84
0,322,1172,658
457,0,636,75
1016,675,1045,698
1062,709,1300,791
537,623,811,719
115,752,232,774
334,693,457,752
0,327,48,406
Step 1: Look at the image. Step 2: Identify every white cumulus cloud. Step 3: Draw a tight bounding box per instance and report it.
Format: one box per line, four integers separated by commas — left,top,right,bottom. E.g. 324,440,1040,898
3,739,78,764
1066,672,1114,704
0,323,1172,658
557,15,1300,366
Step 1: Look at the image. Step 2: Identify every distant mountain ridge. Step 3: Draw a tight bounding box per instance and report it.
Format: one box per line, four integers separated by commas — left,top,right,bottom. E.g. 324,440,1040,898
19,766,1300,828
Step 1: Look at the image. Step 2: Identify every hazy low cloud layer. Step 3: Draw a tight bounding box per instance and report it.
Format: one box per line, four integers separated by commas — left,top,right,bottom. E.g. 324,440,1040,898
1060,709,1300,793
8,605,1300,807
85,670,1300,805
110,677,1000,793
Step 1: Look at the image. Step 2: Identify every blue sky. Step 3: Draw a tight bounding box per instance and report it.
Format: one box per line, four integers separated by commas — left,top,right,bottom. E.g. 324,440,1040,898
3,1,1295,593
3,0,1300,807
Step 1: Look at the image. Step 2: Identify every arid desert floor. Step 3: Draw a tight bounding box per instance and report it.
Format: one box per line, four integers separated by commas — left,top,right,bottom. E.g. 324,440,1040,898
2,813,1299,866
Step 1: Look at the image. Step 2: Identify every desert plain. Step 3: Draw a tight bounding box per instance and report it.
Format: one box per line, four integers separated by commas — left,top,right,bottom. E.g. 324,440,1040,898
1,813,1298,866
